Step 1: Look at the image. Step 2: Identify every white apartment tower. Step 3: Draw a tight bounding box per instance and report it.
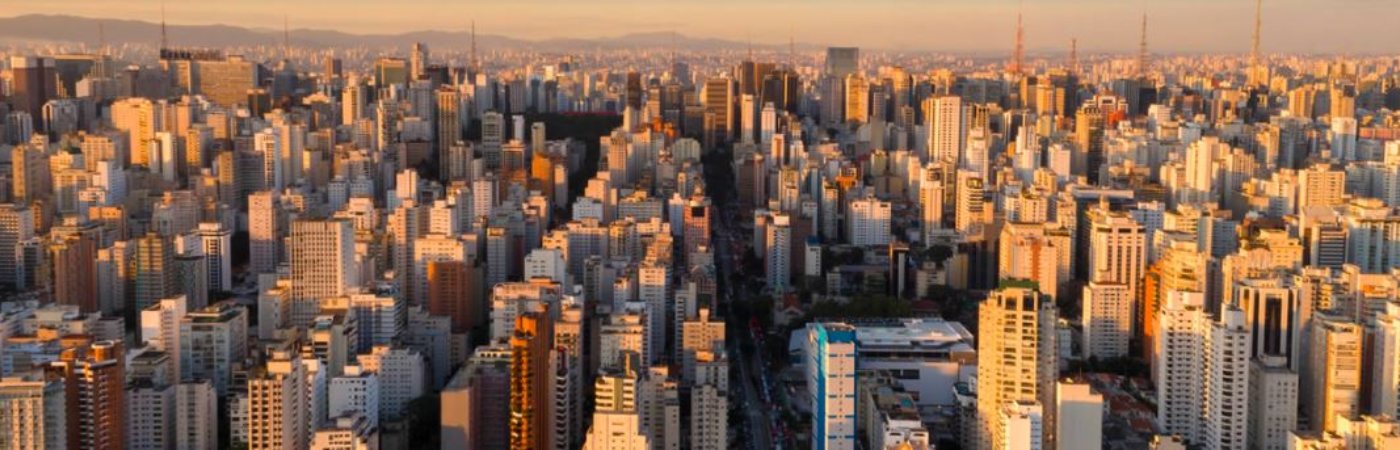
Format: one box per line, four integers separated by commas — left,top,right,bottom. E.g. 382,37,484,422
1155,290,1207,443
848,196,892,247
926,95,962,163
1204,306,1251,450
1082,281,1133,359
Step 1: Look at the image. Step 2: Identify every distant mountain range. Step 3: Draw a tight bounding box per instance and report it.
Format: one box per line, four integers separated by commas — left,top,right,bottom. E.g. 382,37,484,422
0,14,809,52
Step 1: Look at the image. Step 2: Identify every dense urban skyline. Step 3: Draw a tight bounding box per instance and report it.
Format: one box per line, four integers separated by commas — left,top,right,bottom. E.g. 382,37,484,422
0,1,1398,450
0,0,1397,53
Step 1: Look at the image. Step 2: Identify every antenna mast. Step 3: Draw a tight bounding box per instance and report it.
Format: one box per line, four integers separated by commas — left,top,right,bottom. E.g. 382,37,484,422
1069,38,1077,76
1138,13,1149,78
789,32,795,70
283,15,290,60
160,0,168,51
1250,0,1263,85
1011,12,1024,75
470,20,479,74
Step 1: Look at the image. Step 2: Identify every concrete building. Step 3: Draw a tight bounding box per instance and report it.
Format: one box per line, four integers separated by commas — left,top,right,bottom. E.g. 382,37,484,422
0,374,67,449
441,345,511,450
1304,315,1362,434
1155,290,1207,444
848,196,892,247
177,380,219,450
806,322,859,450
179,301,248,395
1249,356,1298,450
45,339,125,450
328,365,381,428
976,285,1056,450
247,345,309,450
1204,306,1251,450
1082,281,1133,359
1055,380,1103,450
355,346,425,422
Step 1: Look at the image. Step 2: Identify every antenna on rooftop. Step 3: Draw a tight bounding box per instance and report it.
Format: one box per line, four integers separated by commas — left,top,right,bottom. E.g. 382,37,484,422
1069,38,1078,76
1250,0,1264,85
471,20,479,74
1137,13,1149,78
160,0,168,51
1010,9,1024,75
283,14,291,60
789,30,795,70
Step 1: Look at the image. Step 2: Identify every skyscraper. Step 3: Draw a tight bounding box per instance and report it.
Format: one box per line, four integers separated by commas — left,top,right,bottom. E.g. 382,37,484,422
582,357,650,450
111,97,157,168
1304,314,1362,434
45,339,126,450
843,74,868,124
510,306,554,450
248,191,281,274
765,212,792,292
1248,356,1297,450
925,95,962,163
134,232,178,312
0,373,67,449
1087,203,1145,327
1082,280,1133,359
805,322,857,450
247,345,309,450
1156,290,1207,444
976,284,1056,450
288,219,356,321
1204,306,1251,450
825,47,860,79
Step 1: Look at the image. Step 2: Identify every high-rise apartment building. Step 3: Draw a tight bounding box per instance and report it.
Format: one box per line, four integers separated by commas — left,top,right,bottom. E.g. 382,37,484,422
765,212,792,292
1204,306,1250,450
976,284,1056,450
1087,203,1145,327
247,345,309,450
925,95,962,163
510,307,554,450
847,195,891,247
1082,280,1133,359
582,358,650,450
248,191,282,274
805,322,858,450
45,339,125,450
1056,381,1103,450
0,374,67,449
134,232,178,312
111,97,157,168
288,219,356,313
1155,290,1207,443
1304,314,1362,434
1249,356,1297,450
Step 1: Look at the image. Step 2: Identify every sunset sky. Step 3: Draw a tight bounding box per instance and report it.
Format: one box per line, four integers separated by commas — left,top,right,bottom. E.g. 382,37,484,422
1,0,1395,53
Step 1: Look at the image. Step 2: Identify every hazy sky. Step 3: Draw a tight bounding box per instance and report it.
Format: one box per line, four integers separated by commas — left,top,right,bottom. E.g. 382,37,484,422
1,0,1396,53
